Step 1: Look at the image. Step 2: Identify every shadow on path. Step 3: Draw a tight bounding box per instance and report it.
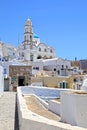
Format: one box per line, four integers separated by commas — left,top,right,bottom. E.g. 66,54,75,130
14,94,19,130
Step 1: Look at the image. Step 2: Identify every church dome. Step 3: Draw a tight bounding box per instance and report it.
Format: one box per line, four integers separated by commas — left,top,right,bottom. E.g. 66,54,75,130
25,18,32,26
33,34,39,38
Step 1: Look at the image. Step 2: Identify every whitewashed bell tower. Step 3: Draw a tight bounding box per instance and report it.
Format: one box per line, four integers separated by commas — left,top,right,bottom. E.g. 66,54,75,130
22,18,37,62
24,18,33,49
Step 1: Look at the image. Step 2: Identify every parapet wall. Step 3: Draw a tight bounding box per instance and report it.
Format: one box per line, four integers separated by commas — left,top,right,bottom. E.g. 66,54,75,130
61,91,87,128
17,86,85,130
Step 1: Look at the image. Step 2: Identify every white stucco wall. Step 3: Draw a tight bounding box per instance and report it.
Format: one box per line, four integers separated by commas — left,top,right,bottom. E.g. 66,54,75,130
49,100,60,116
0,66,4,97
60,91,87,128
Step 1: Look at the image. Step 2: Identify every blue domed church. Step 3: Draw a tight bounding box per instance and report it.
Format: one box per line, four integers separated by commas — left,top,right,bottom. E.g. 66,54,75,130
17,18,56,62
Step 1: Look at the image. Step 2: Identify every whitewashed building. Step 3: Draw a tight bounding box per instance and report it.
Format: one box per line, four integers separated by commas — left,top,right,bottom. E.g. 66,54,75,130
31,58,71,77
0,41,16,61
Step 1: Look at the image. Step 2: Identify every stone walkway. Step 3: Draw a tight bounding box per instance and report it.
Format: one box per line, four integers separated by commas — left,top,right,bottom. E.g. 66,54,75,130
0,92,19,130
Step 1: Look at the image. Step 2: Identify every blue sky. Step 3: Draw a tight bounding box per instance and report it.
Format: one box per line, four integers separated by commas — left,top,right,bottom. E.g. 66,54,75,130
0,0,87,60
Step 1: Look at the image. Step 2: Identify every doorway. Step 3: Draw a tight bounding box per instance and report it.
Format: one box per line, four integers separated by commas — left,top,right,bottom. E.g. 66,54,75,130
18,76,25,86
4,79,9,91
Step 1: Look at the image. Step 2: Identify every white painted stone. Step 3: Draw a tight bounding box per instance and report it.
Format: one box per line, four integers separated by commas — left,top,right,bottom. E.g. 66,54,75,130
49,100,60,116
61,91,87,128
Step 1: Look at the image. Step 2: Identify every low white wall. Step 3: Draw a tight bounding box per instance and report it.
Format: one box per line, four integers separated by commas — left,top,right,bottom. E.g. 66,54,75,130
49,100,60,116
33,94,49,109
0,66,4,97
61,91,87,128
17,87,86,130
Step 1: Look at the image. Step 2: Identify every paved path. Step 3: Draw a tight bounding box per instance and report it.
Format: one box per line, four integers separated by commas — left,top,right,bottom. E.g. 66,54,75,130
0,92,19,130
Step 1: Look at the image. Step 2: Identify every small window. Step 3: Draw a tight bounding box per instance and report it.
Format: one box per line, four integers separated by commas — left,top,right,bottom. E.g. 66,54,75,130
57,70,60,75
59,82,68,88
22,52,24,57
74,78,77,82
30,35,32,41
36,67,39,70
50,49,53,53
25,35,26,41
39,48,41,51
44,48,47,52
30,54,33,61
54,68,56,71
62,65,64,69
4,68,7,74
66,65,68,69
13,52,15,56
33,67,36,70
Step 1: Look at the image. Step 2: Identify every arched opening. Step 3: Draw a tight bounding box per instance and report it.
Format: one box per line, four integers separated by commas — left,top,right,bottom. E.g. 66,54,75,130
50,49,53,53
24,35,26,41
37,55,42,59
39,48,41,51
44,48,47,52
30,35,32,41
30,54,33,61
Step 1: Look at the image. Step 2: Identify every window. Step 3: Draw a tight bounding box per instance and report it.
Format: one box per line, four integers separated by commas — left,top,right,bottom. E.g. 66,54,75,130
22,52,24,57
57,70,60,75
74,78,77,82
30,54,33,61
50,49,53,53
39,48,41,51
36,67,39,70
4,68,7,74
62,65,64,69
25,35,26,41
66,65,68,69
44,48,47,52
30,35,32,41
13,52,15,56
33,67,39,70
59,82,68,88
